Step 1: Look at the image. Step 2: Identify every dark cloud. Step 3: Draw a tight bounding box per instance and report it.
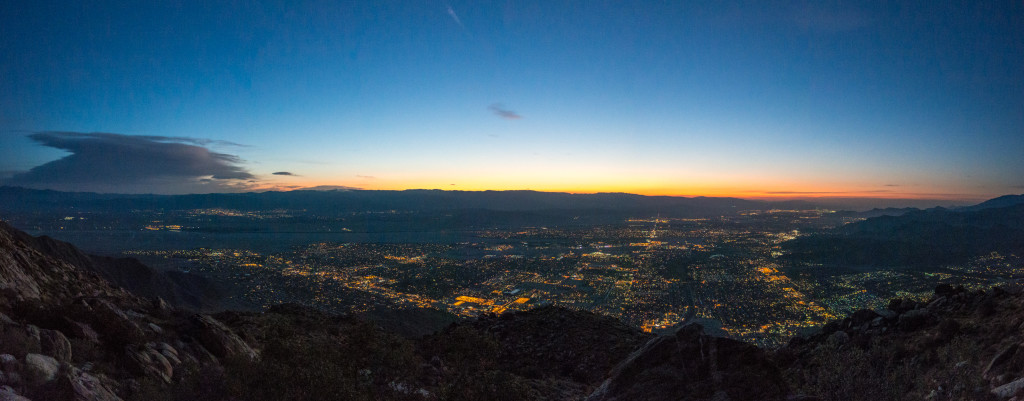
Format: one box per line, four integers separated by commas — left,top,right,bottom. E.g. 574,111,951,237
883,184,900,187
489,104,522,119
272,171,296,176
3,131,256,194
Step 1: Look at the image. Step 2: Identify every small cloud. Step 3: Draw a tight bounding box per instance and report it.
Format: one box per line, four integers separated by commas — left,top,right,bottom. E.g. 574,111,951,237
272,171,296,176
489,104,522,119
356,175,376,179
883,184,900,187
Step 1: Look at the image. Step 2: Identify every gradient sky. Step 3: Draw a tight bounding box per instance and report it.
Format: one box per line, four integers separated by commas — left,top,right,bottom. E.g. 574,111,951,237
1,1,1022,200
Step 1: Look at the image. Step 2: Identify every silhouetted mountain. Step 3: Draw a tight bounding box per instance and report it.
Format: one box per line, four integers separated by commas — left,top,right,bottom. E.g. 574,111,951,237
959,194,1024,212
0,221,222,310
0,186,785,217
833,207,919,219
783,201,1024,268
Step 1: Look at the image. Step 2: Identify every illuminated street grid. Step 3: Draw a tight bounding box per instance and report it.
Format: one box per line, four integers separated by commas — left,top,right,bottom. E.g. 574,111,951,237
125,210,1024,346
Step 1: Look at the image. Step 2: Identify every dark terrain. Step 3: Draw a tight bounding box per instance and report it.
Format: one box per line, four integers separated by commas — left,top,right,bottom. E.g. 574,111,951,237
2,219,1024,400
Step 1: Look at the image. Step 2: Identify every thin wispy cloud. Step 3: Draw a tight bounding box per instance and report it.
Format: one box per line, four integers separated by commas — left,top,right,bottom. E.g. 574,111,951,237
356,175,376,179
759,190,893,195
446,4,464,28
3,131,257,194
272,171,297,176
489,103,522,119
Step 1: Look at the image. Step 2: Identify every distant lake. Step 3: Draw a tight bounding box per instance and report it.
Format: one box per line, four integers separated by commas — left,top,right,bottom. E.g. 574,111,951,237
28,229,492,255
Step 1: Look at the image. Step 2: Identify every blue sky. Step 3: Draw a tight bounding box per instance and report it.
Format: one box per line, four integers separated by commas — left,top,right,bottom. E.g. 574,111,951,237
1,1,1022,199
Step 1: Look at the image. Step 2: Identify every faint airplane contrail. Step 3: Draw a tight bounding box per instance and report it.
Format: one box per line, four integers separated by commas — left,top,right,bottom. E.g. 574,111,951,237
446,4,464,28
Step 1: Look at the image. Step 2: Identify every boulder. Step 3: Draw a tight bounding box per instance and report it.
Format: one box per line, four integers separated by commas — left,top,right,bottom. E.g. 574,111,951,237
992,377,1024,399
91,300,145,343
64,319,100,344
0,355,18,373
897,309,930,332
190,314,258,361
0,385,31,401
155,342,181,365
61,366,123,401
151,297,173,318
24,353,59,384
40,329,72,362
126,344,173,383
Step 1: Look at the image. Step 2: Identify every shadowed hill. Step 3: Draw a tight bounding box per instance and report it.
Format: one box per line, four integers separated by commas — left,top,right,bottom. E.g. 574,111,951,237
0,221,223,310
783,203,1024,268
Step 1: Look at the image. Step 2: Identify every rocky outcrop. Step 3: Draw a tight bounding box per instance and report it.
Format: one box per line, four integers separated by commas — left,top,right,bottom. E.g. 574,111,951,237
40,328,72,362
190,314,259,361
60,366,122,401
587,323,787,401
22,354,59,385
126,343,175,383
0,221,221,310
779,284,1024,400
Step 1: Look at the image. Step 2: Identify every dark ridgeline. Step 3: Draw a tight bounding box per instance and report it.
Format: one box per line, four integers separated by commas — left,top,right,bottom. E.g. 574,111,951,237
0,185,803,216
783,197,1024,268
0,221,222,311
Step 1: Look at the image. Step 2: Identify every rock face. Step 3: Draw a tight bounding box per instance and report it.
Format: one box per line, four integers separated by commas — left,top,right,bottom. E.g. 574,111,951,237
61,366,123,401
1,221,222,310
587,323,787,401
40,328,72,362
191,314,259,361
0,221,254,400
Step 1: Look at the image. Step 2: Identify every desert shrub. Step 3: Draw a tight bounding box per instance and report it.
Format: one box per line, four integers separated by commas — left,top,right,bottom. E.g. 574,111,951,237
223,322,421,401
441,370,533,401
0,324,40,358
420,325,500,372
170,360,227,401
788,335,996,401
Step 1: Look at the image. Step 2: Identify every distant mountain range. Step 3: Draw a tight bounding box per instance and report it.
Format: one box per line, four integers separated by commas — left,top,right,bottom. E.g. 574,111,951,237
0,186,800,216
783,194,1024,268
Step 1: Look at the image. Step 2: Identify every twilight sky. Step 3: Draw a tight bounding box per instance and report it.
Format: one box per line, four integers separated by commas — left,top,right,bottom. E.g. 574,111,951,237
1,1,1022,200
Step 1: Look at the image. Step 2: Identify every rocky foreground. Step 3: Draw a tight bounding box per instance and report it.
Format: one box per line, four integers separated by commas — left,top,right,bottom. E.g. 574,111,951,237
2,220,1024,400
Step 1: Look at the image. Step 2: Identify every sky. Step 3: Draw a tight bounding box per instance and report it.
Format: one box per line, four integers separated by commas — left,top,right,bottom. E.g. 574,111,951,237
1,1,1022,200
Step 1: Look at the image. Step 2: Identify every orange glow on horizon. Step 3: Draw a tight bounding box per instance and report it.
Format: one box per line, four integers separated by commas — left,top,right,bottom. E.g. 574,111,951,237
255,175,988,201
